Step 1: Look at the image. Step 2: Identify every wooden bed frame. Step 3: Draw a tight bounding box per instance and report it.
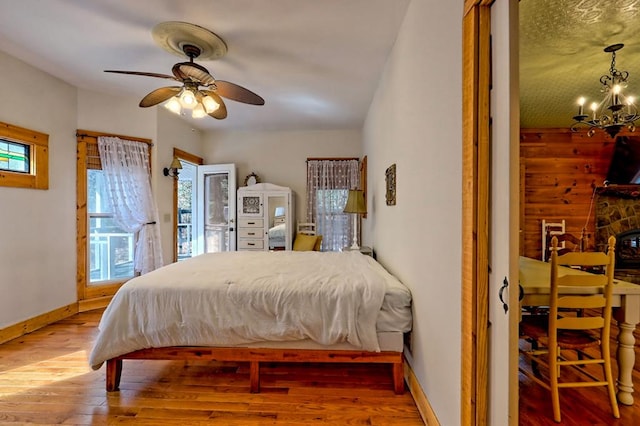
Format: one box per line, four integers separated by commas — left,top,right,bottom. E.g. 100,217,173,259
105,346,405,394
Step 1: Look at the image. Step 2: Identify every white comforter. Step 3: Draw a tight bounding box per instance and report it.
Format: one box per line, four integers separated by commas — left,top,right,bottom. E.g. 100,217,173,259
89,251,389,370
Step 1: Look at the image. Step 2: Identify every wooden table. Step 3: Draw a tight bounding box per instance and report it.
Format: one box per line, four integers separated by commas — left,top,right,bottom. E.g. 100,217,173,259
519,256,640,405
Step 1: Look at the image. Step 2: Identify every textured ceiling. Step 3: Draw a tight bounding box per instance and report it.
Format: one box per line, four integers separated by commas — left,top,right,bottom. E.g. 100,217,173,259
0,0,410,132
520,0,640,129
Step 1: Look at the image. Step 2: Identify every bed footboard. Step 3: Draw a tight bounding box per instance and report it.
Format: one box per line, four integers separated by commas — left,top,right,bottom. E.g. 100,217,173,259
103,347,404,394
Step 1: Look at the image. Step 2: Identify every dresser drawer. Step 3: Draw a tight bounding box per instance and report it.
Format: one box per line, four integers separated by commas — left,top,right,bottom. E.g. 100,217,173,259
239,228,264,239
238,239,264,250
239,218,264,228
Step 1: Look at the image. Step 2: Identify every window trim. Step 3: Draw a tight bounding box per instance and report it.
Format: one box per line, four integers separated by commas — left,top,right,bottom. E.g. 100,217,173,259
0,121,49,189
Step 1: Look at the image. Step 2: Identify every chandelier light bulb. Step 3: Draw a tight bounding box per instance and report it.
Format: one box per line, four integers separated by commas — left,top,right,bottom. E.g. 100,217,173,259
202,95,220,113
192,103,207,118
164,97,182,115
577,97,586,115
613,85,622,105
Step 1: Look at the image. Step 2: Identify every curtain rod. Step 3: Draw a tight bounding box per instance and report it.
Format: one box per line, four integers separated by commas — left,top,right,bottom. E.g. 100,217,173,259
306,157,359,162
76,130,153,145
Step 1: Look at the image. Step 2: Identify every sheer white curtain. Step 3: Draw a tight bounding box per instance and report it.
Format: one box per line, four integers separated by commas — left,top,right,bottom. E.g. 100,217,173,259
306,159,360,251
98,136,163,274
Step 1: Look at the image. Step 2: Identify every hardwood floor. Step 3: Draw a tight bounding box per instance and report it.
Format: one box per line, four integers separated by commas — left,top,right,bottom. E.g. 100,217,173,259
519,320,640,425
4,307,639,425
0,310,424,425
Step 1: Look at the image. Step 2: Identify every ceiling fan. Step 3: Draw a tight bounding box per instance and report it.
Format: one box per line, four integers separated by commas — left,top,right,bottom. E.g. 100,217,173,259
104,21,264,120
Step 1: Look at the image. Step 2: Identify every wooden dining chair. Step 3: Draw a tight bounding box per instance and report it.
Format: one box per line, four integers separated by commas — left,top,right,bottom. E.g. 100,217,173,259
519,235,619,423
543,231,586,262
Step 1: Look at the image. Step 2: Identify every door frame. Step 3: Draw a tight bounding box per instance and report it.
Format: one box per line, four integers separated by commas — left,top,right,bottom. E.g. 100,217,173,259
462,1,520,424
461,1,493,424
170,148,203,263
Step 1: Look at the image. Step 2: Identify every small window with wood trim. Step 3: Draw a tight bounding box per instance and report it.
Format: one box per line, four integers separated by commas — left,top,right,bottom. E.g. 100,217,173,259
0,121,48,189
0,139,30,173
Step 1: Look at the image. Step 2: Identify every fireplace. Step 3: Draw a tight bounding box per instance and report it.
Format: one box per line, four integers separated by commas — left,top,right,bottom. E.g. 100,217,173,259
595,185,640,283
615,229,640,269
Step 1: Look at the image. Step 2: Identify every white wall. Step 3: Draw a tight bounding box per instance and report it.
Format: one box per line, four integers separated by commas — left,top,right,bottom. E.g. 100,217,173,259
0,50,78,328
363,0,463,424
0,54,195,328
202,129,362,222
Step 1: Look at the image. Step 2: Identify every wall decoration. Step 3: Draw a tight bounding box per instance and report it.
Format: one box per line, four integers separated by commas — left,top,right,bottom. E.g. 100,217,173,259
360,155,368,218
243,172,260,186
385,163,396,206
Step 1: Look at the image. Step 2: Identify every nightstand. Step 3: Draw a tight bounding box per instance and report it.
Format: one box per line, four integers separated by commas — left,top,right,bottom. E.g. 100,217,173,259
342,246,373,257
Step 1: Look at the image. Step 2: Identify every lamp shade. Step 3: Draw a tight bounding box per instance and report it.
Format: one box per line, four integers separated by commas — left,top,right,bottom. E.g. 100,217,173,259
343,189,366,214
169,157,183,170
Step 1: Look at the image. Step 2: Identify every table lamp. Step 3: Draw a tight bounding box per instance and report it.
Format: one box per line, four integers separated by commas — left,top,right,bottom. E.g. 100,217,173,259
343,189,367,250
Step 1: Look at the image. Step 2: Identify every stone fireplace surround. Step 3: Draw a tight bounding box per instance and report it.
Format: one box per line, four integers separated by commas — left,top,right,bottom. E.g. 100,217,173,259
595,185,640,283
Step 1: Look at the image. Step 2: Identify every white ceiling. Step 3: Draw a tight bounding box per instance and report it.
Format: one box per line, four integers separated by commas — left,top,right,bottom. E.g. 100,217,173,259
0,0,411,131
4,1,636,133
520,0,640,129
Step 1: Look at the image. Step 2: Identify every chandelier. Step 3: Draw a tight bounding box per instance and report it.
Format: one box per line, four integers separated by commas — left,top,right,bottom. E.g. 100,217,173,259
571,43,639,138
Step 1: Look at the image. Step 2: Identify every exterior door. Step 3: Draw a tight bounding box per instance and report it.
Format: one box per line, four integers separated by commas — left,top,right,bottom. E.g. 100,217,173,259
195,164,237,254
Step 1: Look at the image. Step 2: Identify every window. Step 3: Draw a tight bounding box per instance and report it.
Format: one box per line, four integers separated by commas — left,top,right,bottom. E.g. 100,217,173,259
76,130,152,300
306,158,361,251
0,139,30,173
0,121,48,189
87,169,135,282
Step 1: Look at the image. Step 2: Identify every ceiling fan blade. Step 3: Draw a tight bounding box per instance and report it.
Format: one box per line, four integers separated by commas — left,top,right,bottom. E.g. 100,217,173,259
104,70,178,80
174,62,216,86
139,86,182,108
215,80,265,105
199,90,227,119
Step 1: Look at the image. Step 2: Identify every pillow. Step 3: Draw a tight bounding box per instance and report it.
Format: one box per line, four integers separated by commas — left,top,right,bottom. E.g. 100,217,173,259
313,235,323,251
293,233,318,251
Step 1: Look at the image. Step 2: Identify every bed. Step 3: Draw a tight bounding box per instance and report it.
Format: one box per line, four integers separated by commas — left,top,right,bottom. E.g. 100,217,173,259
267,222,286,249
89,250,412,393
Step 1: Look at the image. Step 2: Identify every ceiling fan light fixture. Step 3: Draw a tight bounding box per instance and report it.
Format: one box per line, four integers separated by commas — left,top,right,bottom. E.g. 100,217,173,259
192,103,207,118
202,95,219,113
179,88,197,108
105,22,262,121
164,97,182,114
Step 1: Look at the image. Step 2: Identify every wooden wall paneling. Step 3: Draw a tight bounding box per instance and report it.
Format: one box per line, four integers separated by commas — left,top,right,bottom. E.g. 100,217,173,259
520,128,615,259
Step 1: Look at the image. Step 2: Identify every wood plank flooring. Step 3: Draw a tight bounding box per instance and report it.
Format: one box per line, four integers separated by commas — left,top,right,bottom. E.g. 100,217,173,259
519,319,640,425
0,310,424,425
3,307,639,425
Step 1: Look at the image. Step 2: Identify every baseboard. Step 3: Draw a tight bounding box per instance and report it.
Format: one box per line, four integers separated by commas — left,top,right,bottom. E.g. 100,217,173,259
0,302,77,344
78,295,112,312
405,362,440,425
